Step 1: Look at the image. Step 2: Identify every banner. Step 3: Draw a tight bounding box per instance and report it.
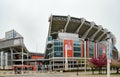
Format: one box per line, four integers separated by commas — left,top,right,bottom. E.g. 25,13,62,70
64,40,73,57
102,44,106,54
109,39,113,59
102,44,106,57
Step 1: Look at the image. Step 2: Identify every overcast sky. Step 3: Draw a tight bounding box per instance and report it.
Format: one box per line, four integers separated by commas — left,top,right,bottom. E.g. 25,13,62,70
0,0,120,53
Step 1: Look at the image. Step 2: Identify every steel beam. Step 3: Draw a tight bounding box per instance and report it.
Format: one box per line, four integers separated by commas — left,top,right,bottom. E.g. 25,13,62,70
75,18,85,33
96,29,108,42
64,15,71,32
10,48,13,65
83,22,95,38
48,15,53,36
90,25,102,40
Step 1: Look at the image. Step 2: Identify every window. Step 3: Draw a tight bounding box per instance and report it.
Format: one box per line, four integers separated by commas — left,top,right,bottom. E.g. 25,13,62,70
73,40,81,57
89,42,94,58
54,47,63,51
74,40,80,46
54,40,63,46
90,54,94,58
74,53,80,57
74,47,80,51
54,42,59,46
98,43,103,56
48,36,52,41
54,52,63,57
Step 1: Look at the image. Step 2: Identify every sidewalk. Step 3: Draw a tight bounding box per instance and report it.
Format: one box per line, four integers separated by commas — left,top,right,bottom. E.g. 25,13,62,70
2,71,120,77
65,72,120,77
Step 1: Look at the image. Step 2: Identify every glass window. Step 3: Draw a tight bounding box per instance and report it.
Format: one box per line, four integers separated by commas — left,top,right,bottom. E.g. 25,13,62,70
98,43,102,56
54,47,58,51
54,47,63,51
74,40,80,46
74,53,80,57
54,52,63,57
48,36,52,41
89,42,94,58
54,40,63,46
54,41,58,46
74,47,80,51
74,40,80,44
90,54,94,58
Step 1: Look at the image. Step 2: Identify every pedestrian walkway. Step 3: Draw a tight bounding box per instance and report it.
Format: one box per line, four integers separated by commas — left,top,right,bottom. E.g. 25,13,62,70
3,71,120,77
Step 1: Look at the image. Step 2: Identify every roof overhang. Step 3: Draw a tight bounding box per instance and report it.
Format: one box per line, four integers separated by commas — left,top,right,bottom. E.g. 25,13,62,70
48,15,116,44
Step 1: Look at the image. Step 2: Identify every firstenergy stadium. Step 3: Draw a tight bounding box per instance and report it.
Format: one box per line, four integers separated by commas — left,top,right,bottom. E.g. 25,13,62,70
45,15,118,71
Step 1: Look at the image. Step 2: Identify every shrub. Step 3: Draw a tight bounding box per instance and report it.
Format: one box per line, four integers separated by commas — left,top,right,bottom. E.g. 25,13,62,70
88,55,107,74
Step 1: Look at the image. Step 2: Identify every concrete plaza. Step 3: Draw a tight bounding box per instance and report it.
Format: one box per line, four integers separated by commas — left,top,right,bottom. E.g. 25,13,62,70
3,72,120,77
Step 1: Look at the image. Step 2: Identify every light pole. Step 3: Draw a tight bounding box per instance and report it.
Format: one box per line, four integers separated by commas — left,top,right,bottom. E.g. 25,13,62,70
106,34,112,77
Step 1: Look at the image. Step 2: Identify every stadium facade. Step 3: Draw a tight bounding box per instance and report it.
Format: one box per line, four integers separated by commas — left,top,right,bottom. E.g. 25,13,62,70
0,15,119,72
45,15,118,71
0,30,44,71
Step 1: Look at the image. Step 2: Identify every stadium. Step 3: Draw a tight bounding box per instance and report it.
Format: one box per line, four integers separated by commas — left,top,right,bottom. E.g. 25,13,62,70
0,15,119,73
45,15,118,71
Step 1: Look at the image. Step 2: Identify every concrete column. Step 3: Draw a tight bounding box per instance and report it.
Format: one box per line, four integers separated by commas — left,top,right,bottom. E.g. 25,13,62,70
107,37,112,77
27,52,29,70
84,41,86,73
86,41,89,58
81,40,84,57
1,51,3,69
53,48,54,70
5,53,8,69
21,47,24,74
10,48,13,65
0,52,3,69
